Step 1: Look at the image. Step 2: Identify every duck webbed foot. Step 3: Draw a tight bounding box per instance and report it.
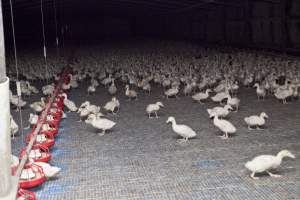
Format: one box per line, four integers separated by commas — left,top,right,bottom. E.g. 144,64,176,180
267,171,281,178
250,172,259,180
177,138,188,144
98,131,105,136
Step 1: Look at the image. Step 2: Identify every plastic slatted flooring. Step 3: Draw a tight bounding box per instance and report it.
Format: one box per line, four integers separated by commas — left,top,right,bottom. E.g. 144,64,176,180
11,83,300,200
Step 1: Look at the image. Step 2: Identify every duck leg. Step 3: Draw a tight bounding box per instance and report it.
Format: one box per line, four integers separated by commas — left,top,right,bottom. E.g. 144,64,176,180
177,138,188,144
155,112,158,118
250,172,259,180
219,133,227,139
248,125,254,130
266,171,281,178
148,113,153,119
98,130,105,136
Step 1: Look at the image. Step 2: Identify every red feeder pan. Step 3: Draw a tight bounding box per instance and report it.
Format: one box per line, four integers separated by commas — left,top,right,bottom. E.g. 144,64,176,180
18,164,46,189
20,144,51,163
17,188,36,200
26,133,55,149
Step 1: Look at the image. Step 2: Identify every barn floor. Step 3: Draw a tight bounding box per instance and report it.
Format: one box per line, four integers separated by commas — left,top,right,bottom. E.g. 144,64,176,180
12,81,300,200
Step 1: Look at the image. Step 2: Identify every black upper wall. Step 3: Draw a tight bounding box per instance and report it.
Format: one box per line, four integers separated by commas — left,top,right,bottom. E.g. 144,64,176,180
2,0,300,54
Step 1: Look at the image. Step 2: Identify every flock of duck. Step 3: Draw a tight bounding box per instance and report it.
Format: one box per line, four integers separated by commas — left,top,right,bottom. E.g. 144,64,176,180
8,42,298,181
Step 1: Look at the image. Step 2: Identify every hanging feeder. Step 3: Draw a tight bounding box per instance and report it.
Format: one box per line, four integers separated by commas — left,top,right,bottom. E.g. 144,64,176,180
26,133,55,149
20,144,51,163
46,114,61,127
41,123,58,137
48,108,63,121
17,188,36,200
18,163,46,189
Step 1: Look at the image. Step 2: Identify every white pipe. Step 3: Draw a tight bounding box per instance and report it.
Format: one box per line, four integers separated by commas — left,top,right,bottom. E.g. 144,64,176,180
0,77,11,197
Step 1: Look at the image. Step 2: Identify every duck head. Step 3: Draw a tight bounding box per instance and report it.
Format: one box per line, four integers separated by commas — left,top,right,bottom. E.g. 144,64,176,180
156,102,164,107
253,83,259,88
260,112,269,119
206,89,212,93
224,104,233,111
277,150,295,159
166,116,175,124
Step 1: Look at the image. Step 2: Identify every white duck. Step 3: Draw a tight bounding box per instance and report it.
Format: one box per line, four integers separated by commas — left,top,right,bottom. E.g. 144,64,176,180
108,79,117,95
42,84,55,96
253,83,266,100
274,85,293,104
104,97,120,114
85,113,116,136
166,116,196,143
192,89,212,104
213,116,236,139
244,112,268,130
125,85,138,100
146,102,164,118
87,85,96,95
31,159,61,179
207,105,233,118
9,91,27,110
245,150,295,180
211,91,228,104
226,94,240,112
30,98,46,113
10,115,19,138
164,86,179,99
25,113,39,129
62,93,78,112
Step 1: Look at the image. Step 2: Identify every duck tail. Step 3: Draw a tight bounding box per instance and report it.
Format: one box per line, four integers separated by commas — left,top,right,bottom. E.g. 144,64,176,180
244,117,249,124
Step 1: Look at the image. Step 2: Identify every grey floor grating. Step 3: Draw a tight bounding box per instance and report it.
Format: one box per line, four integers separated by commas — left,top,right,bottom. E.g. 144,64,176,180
11,83,300,200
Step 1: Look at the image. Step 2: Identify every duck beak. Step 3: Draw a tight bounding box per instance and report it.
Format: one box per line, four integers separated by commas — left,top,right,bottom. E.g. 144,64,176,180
166,120,169,123
289,153,296,159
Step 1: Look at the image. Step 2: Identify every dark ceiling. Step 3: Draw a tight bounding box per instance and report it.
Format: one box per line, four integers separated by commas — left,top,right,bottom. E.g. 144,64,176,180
2,0,281,15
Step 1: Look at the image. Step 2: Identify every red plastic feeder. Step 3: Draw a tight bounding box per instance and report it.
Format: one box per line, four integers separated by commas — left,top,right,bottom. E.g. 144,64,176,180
26,133,55,149
18,164,46,189
17,188,36,200
20,144,51,163
46,115,61,127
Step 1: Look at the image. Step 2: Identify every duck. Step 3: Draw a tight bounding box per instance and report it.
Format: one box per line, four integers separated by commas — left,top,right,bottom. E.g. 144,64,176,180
85,113,116,136
211,91,228,104
25,113,39,129
30,97,46,113
125,85,138,100
9,91,27,110
10,115,18,138
30,159,61,179
101,74,112,87
244,112,268,130
207,105,233,119
142,82,151,94
146,102,164,118
62,93,78,112
274,85,293,104
87,85,96,95
213,115,236,139
183,82,193,96
108,78,117,95
166,116,196,143
226,94,240,112
77,107,91,122
245,150,295,180
253,83,266,100
164,86,179,99
192,89,212,104
104,97,120,114
42,83,55,96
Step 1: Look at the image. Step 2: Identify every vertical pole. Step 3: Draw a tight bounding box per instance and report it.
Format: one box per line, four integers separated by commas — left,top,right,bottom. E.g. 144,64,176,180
0,0,6,83
0,0,12,197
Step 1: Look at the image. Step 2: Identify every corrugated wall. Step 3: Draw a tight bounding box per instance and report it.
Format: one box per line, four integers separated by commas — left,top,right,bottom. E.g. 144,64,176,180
147,0,300,53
